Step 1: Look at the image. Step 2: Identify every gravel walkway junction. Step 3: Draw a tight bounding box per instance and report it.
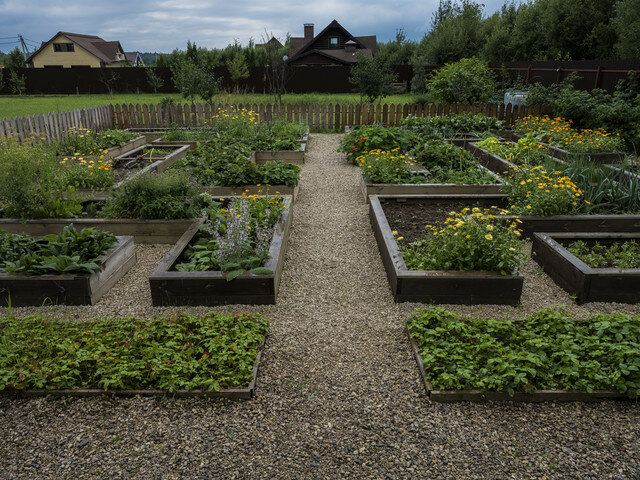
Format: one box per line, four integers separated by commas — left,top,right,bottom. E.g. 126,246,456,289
1,134,639,479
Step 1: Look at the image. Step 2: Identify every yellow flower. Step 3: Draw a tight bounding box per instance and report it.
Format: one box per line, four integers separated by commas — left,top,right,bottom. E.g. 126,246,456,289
396,236,404,241
485,234,493,240
392,231,398,236
486,225,494,231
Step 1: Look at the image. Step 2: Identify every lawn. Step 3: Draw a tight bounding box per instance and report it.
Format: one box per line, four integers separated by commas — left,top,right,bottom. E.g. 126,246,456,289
0,93,423,119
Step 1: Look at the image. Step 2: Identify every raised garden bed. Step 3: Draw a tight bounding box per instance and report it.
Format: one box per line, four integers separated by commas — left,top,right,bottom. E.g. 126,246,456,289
360,169,502,203
405,325,630,403
111,144,191,186
532,232,640,304
0,235,135,307
0,218,198,244
59,135,147,161
500,130,625,164
369,195,523,304
253,142,306,165
373,193,640,239
150,196,294,306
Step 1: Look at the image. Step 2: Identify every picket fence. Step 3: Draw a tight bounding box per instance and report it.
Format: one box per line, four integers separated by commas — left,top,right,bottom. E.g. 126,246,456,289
0,102,552,143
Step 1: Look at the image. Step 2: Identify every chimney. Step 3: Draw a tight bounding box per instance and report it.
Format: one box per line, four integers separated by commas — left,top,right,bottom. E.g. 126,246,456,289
304,23,314,41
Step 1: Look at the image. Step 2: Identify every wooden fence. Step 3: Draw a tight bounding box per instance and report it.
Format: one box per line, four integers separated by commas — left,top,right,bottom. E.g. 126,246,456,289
0,105,114,143
0,102,552,142
112,102,551,131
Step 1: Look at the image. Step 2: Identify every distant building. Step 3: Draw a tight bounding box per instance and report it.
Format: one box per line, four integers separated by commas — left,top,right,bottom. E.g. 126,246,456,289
288,20,377,66
27,32,129,68
256,37,283,49
124,51,145,66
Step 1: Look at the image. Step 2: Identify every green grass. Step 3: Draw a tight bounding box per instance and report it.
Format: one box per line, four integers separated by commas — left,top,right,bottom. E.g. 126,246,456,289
0,93,424,118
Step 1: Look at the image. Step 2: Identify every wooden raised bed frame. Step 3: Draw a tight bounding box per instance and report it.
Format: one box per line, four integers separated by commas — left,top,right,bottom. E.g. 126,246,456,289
2,339,266,400
150,196,294,306
0,236,136,307
371,193,640,239
203,184,299,198
406,326,630,403
369,195,524,304
532,232,640,304
60,135,147,162
0,219,199,244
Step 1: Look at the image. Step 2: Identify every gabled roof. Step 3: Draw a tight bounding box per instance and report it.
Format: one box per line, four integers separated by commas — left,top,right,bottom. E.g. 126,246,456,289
125,52,143,64
26,31,125,64
291,48,374,65
289,20,376,63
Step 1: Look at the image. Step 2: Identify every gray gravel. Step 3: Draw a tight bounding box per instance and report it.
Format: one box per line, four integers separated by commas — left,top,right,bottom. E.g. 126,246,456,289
1,134,639,479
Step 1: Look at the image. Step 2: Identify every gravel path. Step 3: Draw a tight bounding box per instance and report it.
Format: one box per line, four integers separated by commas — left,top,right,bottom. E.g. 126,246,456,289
1,134,639,479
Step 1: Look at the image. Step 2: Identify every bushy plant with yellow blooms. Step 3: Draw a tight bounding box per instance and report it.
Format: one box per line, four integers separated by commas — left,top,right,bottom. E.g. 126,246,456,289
55,127,137,157
356,148,416,183
59,155,115,190
399,206,525,275
476,134,551,166
514,116,624,153
503,165,583,216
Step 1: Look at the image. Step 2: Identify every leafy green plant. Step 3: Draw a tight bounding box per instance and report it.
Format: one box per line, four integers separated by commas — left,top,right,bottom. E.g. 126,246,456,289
476,135,551,166
400,206,525,275
425,57,497,104
401,113,504,138
0,225,117,275
356,149,416,184
566,240,640,269
55,127,138,157
338,126,419,163
0,311,268,392
100,171,202,219
406,307,640,396
0,138,82,219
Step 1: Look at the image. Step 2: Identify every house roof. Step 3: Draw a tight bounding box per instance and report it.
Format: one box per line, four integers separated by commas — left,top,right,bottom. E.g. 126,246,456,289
26,31,125,64
291,48,374,65
125,51,142,63
289,20,377,63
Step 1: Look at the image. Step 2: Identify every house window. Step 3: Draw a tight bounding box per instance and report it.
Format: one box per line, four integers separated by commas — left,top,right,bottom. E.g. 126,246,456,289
53,43,74,52
329,37,339,48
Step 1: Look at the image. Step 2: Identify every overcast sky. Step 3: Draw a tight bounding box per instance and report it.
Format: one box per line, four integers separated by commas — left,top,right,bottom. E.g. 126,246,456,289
0,0,505,54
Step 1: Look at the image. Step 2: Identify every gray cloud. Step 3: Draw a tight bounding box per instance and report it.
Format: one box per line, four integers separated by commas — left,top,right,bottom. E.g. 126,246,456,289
0,0,505,53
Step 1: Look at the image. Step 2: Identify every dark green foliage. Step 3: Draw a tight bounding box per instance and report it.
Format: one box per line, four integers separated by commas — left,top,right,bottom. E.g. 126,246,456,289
349,52,397,103
401,113,504,138
567,240,640,268
424,57,497,104
406,307,640,396
0,225,117,275
101,171,202,219
338,126,419,163
0,311,269,392
0,139,82,219
3,47,25,70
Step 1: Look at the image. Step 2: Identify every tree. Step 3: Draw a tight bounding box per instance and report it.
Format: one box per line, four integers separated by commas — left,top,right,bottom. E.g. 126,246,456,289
171,60,202,103
0,69,4,93
261,31,291,105
4,47,25,70
198,70,220,103
227,50,249,93
349,52,397,104
98,69,119,98
614,0,640,58
9,70,26,95
145,66,165,93
425,57,497,103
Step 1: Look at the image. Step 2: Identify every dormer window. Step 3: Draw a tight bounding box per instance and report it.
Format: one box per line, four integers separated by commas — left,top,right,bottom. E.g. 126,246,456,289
329,37,339,48
53,43,74,52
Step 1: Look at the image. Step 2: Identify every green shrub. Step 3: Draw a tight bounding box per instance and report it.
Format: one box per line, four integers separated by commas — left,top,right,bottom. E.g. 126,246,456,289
0,138,81,218
0,311,269,392
425,58,497,104
101,171,201,219
406,307,640,396
356,149,416,184
401,113,504,138
338,126,419,163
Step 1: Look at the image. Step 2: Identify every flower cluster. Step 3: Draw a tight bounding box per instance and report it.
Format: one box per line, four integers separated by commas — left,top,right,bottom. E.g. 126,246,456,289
504,165,583,216
56,127,137,157
514,116,624,153
355,148,416,184
399,206,525,275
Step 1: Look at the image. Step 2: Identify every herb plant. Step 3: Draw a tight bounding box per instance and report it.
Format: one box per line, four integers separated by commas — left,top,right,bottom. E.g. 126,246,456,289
338,126,419,164
401,113,504,138
406,307,640,396
566,240,640,269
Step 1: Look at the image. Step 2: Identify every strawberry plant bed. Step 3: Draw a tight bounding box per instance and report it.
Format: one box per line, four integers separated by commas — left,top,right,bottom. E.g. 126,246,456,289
405,308,637,403
150,196,293,306
0,218,198,244
0,235,135,307
532,232,640,304
253,142,306,165
369,195,523,304
0,312,268,399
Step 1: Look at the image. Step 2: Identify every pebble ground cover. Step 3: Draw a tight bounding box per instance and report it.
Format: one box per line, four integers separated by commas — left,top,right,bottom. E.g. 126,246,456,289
0,134,638,479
